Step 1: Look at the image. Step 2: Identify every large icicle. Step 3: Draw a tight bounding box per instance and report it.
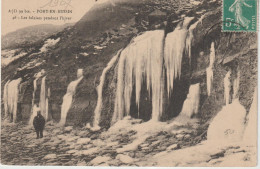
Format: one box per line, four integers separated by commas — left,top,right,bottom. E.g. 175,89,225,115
112,30,165,124
186,15,205,59
5,78,22,122
59,69,83,126
92,50,121,129
180,83,200,118
29,70,46,125
164,17,194,96
31,78,38,109
224,70,231,105
206,42,215,96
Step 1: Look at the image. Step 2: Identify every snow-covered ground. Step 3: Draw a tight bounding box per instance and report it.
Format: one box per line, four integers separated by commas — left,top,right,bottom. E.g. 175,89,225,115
1,49,27,67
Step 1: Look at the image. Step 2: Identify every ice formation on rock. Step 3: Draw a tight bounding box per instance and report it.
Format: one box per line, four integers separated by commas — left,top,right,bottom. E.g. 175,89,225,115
77,69,83,78
40,76,49,120
112,30,165,124
112,17,195,125
93,50,121,129
3,78,22,122
224,71,231,105
186,15,205,59
180,83,200,118
29,70,46,125
3,80,10,118
59,69,84,126
164,17,194,96
206,42,215,96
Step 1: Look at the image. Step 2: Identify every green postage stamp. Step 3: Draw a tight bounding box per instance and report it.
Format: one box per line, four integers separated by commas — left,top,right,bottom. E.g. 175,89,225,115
223,0,257,32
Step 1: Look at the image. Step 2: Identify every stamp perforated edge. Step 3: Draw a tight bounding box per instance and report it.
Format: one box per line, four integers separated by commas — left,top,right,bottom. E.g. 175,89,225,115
221,0,259,33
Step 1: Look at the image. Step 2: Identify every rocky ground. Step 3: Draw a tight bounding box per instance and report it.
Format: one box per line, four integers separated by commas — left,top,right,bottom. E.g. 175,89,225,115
1,116,257,166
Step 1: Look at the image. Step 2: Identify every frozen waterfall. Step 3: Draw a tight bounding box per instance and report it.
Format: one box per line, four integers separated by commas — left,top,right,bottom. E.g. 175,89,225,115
40,76,49,120
59,69,84,126
164,17,194,96
29,70,47,125
112,17,195,125
180,83,200,118
3,78,22,122
92,50,121,129
112,30,165,124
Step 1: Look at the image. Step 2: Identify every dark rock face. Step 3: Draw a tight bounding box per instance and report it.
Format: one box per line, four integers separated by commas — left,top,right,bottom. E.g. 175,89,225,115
1,0,257,131
189,9,257,127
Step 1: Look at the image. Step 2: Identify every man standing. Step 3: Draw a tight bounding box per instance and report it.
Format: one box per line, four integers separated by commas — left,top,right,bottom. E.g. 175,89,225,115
33,111,45,139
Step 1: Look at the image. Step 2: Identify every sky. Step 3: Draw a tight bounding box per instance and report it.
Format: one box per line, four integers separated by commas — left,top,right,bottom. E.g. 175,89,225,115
1,0,110,35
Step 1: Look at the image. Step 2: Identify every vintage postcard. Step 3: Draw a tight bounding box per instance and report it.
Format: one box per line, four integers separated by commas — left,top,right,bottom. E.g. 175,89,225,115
1,0,258,167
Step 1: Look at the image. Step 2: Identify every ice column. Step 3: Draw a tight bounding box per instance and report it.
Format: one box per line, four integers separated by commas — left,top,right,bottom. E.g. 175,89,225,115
59,69,84,126
40,76,47,119
180,83,200,118
3,80,10,118
224,71,231,105
206,42,215,96
93,50,121,129
4,78,22,122
232,71,240,99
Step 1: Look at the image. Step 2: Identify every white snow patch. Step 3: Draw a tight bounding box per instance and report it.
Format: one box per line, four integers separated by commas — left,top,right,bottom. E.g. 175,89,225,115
207,99,246,143
1,49,27,67
80,52,89,57
94,45,106,50
40,38,60,53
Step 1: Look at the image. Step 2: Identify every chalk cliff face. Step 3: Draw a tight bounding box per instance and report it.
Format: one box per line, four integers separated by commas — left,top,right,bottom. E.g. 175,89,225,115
1,0,257,131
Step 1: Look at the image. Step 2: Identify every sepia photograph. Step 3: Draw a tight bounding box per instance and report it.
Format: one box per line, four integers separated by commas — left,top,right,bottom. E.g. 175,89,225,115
1,0,258,167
